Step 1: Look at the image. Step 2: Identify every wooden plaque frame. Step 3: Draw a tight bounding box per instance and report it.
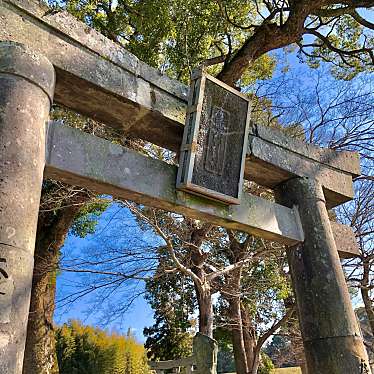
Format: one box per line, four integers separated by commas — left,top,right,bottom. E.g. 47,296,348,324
177,67,251,205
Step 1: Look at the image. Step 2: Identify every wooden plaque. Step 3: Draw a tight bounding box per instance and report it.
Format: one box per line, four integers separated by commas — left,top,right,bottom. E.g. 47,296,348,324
177,68,251,204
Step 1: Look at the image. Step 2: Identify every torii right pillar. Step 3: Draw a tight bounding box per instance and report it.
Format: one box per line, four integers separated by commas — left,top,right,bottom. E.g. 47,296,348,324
277,177,371,374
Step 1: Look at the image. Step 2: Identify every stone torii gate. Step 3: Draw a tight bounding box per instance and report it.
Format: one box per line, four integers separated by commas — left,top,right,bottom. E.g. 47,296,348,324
0,0,370,373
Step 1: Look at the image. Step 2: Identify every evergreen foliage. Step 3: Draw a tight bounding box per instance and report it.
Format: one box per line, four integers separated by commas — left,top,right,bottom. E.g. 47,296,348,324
143,254,195,360
50,0,276,84
258,352,275,374
70,199,110,238
56,320,151,374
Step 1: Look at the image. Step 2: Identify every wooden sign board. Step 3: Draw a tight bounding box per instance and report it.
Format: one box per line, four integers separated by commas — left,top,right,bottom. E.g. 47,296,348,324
177,68,251,204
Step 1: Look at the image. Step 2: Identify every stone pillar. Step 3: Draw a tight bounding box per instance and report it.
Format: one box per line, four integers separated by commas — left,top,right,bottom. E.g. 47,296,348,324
193,333,218,374
0,42,55,373
277,177,371,373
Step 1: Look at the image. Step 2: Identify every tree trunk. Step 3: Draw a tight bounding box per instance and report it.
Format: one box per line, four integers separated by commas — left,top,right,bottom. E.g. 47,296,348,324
189,226,214,338
196,282,214,338
361,260,374,336
23,194,89,374
250,349,261,374
226,269,248,374
242,307,258,374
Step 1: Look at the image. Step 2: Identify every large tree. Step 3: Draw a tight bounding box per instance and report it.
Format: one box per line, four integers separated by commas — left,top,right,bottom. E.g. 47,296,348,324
218,233,294,374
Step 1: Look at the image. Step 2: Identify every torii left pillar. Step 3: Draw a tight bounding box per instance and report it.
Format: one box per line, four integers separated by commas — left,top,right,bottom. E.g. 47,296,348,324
0,42,55,373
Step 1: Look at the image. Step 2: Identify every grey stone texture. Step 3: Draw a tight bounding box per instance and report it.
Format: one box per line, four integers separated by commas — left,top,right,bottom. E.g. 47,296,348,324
247,134,355,208
251,123,361,176
193,333,218,374
0,42,55,374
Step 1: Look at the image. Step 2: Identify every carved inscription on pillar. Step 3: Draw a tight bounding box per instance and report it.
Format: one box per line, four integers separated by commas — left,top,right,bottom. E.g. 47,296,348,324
205,107,230,176
0,258,8,295
0,257,13,323
177,68,251,204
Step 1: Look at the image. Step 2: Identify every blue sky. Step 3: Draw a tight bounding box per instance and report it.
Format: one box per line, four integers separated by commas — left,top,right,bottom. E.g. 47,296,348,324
55,203,159,342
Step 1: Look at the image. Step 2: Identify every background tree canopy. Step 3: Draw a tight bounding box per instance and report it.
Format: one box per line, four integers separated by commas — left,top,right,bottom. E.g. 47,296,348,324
56,320,151,374
61,0,374,85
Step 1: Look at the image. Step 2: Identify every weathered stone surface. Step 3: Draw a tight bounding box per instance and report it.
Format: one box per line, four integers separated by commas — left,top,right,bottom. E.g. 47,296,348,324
148,333,217,374
45,123,303,245
1,0,188,101
331,221,360,259
247,135,354,208
0,41,55,102
304,336,371,374
149,357,195,371
0,43,54,253
251,123,361,177
0,42,54,374
193,333,218,374
277,178,370,373
0,246,34,374
189,79,248,199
